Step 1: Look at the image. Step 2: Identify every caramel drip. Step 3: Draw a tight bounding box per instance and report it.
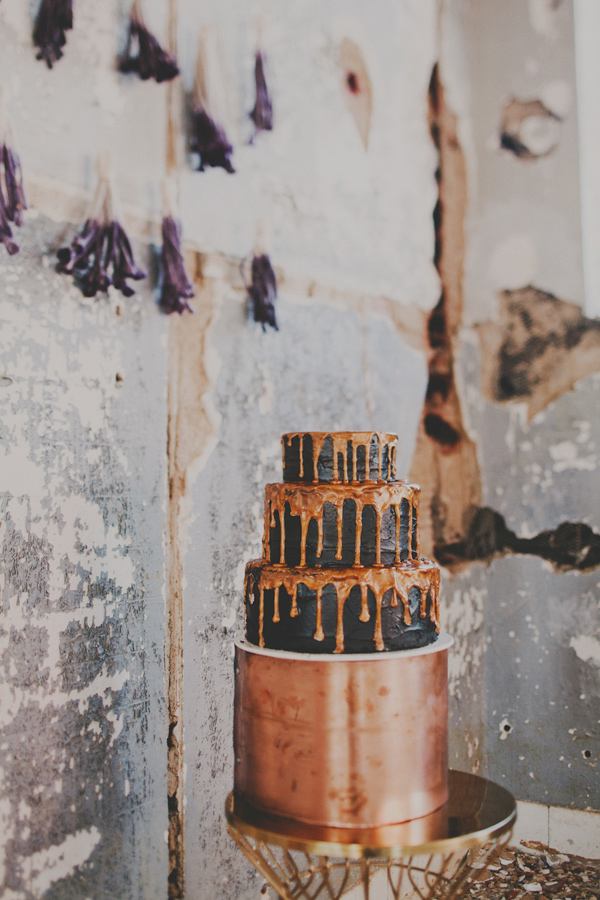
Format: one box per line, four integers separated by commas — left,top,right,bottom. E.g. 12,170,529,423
375,508,382,566
263,498,268,558
280,505,286,564
300,511,310,567
273,585,280,623
311,434,327,483
247,559,440,652
413,493,421,557
335,589,345,653
282,432,398,483
317,516,324,557
396,587,412,626
335,507,343,560
259,586,265,647
374,594,383,651
394,504,401,565
314,586,324,641
264,481,420,568
290,585,298,617
408,502,413,561
354,500,363,568
359,583,370,622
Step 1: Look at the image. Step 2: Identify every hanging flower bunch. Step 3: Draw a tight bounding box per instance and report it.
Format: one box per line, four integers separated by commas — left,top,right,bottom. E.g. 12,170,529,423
0,93,27,256
57,154,147,298
159,217,195,314
33,0,73,68
249,51,273,140
158,182,194,314
119,0,179,84
189,29,235,173
248,253,278,331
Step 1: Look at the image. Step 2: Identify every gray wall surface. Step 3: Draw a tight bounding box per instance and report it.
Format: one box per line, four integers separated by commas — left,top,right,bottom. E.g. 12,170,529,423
0,0,598,897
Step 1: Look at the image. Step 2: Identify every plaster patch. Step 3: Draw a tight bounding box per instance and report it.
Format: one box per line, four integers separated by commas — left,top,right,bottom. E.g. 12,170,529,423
20,826,101,895
528,0,559,42
257,364,274,416
549,440,597,473
259,435,281,460
540,80,572,118
570,635,600,666
93,70,126,123
490,234,537,291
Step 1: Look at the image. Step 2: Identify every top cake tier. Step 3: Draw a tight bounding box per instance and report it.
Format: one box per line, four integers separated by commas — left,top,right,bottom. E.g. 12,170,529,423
282,432,398,484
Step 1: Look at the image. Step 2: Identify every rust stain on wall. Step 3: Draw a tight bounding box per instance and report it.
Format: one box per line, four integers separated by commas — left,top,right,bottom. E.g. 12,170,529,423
409,63,482,561
339,38,373,150
166,253,219,898
478,286,600,421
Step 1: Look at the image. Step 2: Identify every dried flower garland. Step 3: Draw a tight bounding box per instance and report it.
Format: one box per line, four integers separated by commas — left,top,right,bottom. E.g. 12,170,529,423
33,0,73,68
119,0,179,83
57,154,146,298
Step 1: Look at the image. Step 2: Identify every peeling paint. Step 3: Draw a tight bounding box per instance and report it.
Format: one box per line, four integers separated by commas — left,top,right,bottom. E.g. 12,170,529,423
500,98,562,160
477,287,600,421
570,635,600,666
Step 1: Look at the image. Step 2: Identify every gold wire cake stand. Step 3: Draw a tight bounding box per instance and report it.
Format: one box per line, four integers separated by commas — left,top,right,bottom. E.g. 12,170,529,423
226,770,516,900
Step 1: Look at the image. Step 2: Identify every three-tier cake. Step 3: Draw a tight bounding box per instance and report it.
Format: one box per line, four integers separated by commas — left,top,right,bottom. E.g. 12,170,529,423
234,432,451,828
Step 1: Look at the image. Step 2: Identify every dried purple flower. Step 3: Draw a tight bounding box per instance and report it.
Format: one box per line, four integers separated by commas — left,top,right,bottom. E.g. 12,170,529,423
0,136,27,255
159,216,194,314
2,145,26,227
57,161,147,298
119,1,179,84
57,219,146,298
249,254,278,330
190,29,235,173
33,0,73,69
250,52,273,138
189,106,235,173
0,201,19,256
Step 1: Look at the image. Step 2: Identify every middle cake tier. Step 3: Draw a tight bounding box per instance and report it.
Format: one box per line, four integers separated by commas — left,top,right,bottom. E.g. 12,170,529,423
245,559,440,653
263,480,421,568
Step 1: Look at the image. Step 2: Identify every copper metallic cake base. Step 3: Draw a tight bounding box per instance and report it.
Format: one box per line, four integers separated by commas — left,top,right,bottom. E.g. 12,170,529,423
233,635,452,829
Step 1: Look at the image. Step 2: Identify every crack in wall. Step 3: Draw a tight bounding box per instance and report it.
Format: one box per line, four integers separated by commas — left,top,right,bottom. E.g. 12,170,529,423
166,254,220,899
437,506,600,572
409,62,482,560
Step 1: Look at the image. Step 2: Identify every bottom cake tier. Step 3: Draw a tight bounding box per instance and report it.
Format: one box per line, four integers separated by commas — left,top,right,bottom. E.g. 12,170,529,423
233,636,452,828
245,559,440,653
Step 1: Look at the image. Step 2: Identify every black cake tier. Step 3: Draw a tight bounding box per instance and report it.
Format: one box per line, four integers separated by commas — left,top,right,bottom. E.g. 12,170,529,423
245,560,439,654
282,432,397,484
264,482,419,568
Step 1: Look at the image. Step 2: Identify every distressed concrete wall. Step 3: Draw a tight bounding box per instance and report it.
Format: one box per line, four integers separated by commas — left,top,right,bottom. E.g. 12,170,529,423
1,0,599,898
0,2,170,895
0,221,169,896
